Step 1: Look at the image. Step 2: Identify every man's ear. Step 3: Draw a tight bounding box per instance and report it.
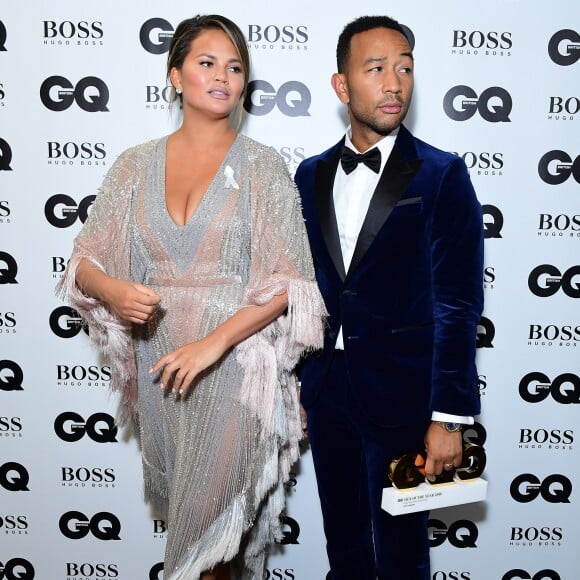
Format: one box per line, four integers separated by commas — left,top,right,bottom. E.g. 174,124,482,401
331,72,349,104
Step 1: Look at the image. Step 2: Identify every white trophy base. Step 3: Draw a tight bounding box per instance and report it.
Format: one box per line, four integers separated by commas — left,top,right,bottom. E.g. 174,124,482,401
381,477,488,515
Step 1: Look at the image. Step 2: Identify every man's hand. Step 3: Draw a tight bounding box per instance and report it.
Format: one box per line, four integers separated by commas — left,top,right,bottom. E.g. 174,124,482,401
424,422,463,481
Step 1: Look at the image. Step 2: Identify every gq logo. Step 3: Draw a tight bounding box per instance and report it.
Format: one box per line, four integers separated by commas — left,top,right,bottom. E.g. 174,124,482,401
0,558,35,580
54,411,118,443
0,138,13,170
140,18,174,54
0,360,23,391
49,306,87,338
0,462,29,492
0,21,6,51
537,150,580,185
45,194,95,227
503,570,560,580
244,80,311,117
149,562,164,580
428,519,478,548
443,85,512,122
528,265,580,297
0,252,18,284
548,29,580,66
40,76,109,112
463,422,487,447
482,204,503,239
276,515,300,545
510,473,571,503
519,372,580,404
476,316,495,349
59,511,121,540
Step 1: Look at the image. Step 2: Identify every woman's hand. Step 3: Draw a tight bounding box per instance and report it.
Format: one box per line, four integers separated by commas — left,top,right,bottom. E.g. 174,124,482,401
101,278,160,324
150,335,228,396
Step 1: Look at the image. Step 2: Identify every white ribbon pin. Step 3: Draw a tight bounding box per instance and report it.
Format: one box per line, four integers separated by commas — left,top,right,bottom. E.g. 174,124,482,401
224,165,239,189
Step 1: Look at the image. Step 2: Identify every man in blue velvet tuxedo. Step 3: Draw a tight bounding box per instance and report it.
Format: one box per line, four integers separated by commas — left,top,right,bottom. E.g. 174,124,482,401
295,15,484,580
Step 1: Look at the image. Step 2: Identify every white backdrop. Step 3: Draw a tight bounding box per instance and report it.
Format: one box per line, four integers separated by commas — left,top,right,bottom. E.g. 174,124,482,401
1,1,579,579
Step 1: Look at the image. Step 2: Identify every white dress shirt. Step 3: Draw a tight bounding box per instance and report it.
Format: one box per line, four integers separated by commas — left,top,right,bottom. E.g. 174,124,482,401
333,127,472,425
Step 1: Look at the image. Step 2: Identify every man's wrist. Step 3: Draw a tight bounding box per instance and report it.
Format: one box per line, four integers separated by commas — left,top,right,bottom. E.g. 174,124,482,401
434,421,463,433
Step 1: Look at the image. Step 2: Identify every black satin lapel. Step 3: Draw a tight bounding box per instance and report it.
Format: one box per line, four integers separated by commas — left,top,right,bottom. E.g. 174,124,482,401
347,147,423,278
315,154,347,280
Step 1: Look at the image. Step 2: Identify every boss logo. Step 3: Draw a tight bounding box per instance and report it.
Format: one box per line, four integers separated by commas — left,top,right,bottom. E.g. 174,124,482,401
428,519,478,548
0,138,13,171
443,86,512,122
153,519,167,536
0,360,23,391
476,316,495,349
0,200,10,219
482,204,503,239
0,515,28,533
247,24,308,44
452,30,512,50
510,527,563,542
44,194,95,227
519,372,579,404
140,18,174,54
510,473,571,503
276,515,300,545
503,570,560,580
47,142,106,163
537,150,580,185
548,96,579,117
0,252,18,284
0,558,35,580
528,325,580,343
0,462,29,492
451,151,504,174
279,146,306,174
548,29,580,66
244,80,311,117
57,365,110,383
432,573,471,580
528,265,580,298
59,511,121,541
149,562,164,580
40,76,109,112
61,467,116,485
49,306,87,339
265,569,296,580
54,411,118,443
538,213,580,235
519,428,574,445
0,416,22,434
65,563,119,578
42,21,103,40
146,85,173,105
0,312,16,331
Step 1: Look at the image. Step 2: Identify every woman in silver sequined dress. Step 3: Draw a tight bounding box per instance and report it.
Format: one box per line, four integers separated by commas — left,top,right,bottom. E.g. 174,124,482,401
57,14,325,580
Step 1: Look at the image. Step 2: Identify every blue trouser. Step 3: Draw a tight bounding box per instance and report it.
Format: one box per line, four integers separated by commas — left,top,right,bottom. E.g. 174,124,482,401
306,351,431,580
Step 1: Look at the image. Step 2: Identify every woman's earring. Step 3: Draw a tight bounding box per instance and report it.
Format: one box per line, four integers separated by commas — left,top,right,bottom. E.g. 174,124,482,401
176,88,182,95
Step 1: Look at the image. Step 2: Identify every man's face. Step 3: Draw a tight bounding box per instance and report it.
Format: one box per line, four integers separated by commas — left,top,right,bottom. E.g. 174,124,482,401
334,27,414,144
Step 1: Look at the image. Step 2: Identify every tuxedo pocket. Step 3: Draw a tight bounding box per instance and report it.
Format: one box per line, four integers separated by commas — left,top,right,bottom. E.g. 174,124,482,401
393,196,423,215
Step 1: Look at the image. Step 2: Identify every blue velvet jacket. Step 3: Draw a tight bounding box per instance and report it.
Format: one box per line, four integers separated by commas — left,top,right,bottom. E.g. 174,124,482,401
295,125,484,426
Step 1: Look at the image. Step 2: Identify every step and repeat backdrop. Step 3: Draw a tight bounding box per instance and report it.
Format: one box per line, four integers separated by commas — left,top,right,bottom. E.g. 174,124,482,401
1,1,578,579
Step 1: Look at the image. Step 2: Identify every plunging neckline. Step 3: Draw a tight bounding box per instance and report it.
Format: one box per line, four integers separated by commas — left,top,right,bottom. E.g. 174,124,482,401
162,133,241,229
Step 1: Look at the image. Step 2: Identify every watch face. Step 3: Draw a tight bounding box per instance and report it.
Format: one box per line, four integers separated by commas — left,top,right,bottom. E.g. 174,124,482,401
446,423,460,432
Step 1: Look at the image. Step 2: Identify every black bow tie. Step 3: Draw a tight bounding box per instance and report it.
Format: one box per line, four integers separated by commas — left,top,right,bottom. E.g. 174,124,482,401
340,146,381,175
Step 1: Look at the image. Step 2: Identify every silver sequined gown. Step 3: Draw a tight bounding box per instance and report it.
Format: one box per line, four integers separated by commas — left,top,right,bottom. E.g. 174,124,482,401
57,134,325,579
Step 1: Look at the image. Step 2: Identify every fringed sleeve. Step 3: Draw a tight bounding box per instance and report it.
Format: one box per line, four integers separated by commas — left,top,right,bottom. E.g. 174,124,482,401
55,141,155,422
235,145,326,444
